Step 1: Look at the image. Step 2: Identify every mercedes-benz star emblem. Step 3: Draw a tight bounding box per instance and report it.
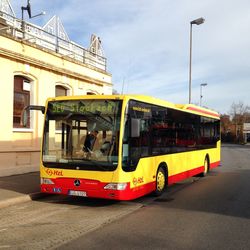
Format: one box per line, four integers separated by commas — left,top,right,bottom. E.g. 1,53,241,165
74,179,81,187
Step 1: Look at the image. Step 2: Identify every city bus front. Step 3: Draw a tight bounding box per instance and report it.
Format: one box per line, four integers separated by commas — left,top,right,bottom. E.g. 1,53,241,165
41,97,129,200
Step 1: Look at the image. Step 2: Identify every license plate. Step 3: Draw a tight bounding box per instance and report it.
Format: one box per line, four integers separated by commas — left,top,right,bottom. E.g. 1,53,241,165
68,190,87,197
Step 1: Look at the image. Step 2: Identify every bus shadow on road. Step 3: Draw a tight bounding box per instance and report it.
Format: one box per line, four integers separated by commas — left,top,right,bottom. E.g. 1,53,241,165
150,169,250,220
39,194,120,207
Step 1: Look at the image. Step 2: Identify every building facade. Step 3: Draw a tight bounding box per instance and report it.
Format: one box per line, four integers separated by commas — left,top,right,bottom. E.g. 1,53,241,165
0,1,113,176
221,114,250,144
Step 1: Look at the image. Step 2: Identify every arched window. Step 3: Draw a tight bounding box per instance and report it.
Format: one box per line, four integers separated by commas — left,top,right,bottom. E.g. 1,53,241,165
55,85,68,97
13,76,31,128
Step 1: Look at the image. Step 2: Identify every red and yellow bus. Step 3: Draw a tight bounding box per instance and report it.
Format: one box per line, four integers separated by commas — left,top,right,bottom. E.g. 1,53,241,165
27,95,220,200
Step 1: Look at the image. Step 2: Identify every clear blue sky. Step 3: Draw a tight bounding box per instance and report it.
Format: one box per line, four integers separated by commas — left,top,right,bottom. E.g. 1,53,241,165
10,0,250,114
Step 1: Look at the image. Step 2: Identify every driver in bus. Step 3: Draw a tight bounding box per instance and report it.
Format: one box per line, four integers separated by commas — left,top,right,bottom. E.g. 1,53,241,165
83,130,99,153
77,131,111,159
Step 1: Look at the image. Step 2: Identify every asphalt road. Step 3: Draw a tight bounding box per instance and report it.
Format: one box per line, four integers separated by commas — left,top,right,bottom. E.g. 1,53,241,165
59,144,250,250
0,144,250,250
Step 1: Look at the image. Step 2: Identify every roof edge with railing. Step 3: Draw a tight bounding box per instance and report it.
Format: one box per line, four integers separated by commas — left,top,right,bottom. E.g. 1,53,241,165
0,10,107,71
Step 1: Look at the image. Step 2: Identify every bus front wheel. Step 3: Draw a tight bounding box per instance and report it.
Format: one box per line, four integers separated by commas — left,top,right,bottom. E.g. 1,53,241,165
154,166,166,196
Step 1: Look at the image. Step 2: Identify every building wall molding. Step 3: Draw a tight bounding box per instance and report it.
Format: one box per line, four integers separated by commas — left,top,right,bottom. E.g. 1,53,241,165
0,37,112,87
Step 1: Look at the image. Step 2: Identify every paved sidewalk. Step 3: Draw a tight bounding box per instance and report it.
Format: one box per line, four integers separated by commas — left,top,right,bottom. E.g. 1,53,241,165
0,172,45,209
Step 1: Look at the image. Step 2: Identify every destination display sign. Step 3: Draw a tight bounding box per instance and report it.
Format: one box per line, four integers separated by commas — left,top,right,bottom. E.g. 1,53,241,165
49,100,118,115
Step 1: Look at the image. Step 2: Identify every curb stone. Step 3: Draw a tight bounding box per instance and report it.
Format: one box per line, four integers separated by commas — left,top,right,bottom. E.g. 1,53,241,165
0,192,48,209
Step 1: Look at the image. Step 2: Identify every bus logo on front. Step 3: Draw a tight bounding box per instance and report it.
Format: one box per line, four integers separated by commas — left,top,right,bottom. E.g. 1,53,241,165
74,179,81,187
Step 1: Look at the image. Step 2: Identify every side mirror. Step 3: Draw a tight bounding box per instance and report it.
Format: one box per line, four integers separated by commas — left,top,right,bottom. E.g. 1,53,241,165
131,118,140,138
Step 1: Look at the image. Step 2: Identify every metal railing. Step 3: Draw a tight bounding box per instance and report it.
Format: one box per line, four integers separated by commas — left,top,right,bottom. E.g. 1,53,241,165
0,11,107,71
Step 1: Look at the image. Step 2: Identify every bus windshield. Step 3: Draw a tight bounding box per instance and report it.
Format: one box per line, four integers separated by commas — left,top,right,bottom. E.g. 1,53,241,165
42,99,122,171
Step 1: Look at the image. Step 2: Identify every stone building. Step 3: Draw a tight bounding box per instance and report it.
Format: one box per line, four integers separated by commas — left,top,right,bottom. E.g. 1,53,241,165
0,0,113,176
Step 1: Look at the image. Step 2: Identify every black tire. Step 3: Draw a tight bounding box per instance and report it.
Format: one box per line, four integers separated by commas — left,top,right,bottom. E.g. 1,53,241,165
200,156,209,177
154,166,166,196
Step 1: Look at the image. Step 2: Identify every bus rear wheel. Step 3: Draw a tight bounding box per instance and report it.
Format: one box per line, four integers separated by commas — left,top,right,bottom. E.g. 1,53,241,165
154,167,166,196
200,156,209,177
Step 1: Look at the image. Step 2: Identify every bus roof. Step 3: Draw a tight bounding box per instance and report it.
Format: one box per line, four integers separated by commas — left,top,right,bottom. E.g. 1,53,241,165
47,94,220,119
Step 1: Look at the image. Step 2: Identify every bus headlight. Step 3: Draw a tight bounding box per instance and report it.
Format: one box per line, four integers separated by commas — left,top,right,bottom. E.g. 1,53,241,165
41,178,55,185
104,183,128,191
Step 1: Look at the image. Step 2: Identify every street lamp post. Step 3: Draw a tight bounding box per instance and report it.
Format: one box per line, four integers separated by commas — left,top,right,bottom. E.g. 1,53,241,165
21,0,46,38
200,83,207,106
188,17,205,104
